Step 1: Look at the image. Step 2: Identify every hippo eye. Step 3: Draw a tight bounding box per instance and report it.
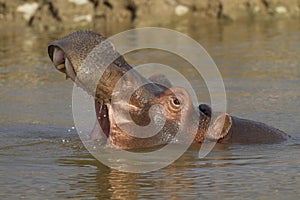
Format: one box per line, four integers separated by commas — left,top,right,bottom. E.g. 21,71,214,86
167,96,183,112
169,97,181,109
173,98,181,105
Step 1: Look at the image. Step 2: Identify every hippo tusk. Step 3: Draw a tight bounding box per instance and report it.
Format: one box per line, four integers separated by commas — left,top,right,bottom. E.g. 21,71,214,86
56,64,65,70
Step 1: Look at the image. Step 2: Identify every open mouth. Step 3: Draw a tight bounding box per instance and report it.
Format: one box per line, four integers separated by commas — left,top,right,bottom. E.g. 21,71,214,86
48,46,77,81
49,45,111,141
92,100,110,139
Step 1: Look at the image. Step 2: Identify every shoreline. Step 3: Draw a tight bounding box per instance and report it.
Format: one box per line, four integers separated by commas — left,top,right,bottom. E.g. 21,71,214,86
1,0,299,32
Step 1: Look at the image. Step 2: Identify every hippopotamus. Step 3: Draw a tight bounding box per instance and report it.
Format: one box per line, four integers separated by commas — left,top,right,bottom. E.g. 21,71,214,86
48,30,288,149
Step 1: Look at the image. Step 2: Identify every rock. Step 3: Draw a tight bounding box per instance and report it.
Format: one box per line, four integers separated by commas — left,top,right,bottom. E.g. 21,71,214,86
16,3,39,21
31,0,94,30
193,0,221,18
0,0,299,30
219,0,267,20
262,0,300,17
275,6,288,14
68,0,89,6
135,0,178,27
73,14,92,23
0,1,26,22
93,0,134,34
175,5,189,16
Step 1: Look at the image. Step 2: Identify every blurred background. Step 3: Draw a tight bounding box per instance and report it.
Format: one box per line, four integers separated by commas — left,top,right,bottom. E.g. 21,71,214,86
1,0,300,33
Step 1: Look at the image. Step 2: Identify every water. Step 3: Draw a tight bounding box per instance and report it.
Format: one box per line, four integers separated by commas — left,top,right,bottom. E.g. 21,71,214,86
1,20,300,199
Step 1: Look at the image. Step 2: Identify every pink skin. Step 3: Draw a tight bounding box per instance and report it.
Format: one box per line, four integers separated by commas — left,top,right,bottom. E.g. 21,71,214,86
90,101,110,140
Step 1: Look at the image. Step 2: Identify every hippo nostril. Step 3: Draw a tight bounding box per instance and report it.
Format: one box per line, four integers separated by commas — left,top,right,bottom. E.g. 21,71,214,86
199,104,212,117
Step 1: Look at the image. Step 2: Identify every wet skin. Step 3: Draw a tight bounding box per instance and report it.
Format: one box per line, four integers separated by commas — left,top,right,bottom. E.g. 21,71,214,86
198,104,289,144
48,30,289,149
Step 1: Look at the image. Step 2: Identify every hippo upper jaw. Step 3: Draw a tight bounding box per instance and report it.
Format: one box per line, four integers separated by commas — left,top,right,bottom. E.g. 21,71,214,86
48,44,96,98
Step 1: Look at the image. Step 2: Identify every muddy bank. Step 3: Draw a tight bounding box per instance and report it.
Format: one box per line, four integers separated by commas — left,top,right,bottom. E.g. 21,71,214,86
1,0,299,32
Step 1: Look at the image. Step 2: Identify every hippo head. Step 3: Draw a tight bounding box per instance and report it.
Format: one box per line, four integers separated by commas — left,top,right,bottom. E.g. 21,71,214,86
48,30,232,149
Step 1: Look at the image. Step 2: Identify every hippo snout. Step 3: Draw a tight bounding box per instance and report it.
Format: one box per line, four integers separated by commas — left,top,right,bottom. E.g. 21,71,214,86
198,104,212,118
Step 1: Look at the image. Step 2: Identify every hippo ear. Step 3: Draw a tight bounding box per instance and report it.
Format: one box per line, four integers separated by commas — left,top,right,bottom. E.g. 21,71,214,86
206,113,232,140
149,74,172,89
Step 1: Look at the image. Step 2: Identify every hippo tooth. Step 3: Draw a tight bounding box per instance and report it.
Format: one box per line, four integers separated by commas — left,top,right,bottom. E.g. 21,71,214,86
56,64,65,70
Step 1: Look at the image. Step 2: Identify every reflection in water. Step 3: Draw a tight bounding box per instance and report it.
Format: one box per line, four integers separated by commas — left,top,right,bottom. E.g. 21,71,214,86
55,142,299,199
1,19,300,199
